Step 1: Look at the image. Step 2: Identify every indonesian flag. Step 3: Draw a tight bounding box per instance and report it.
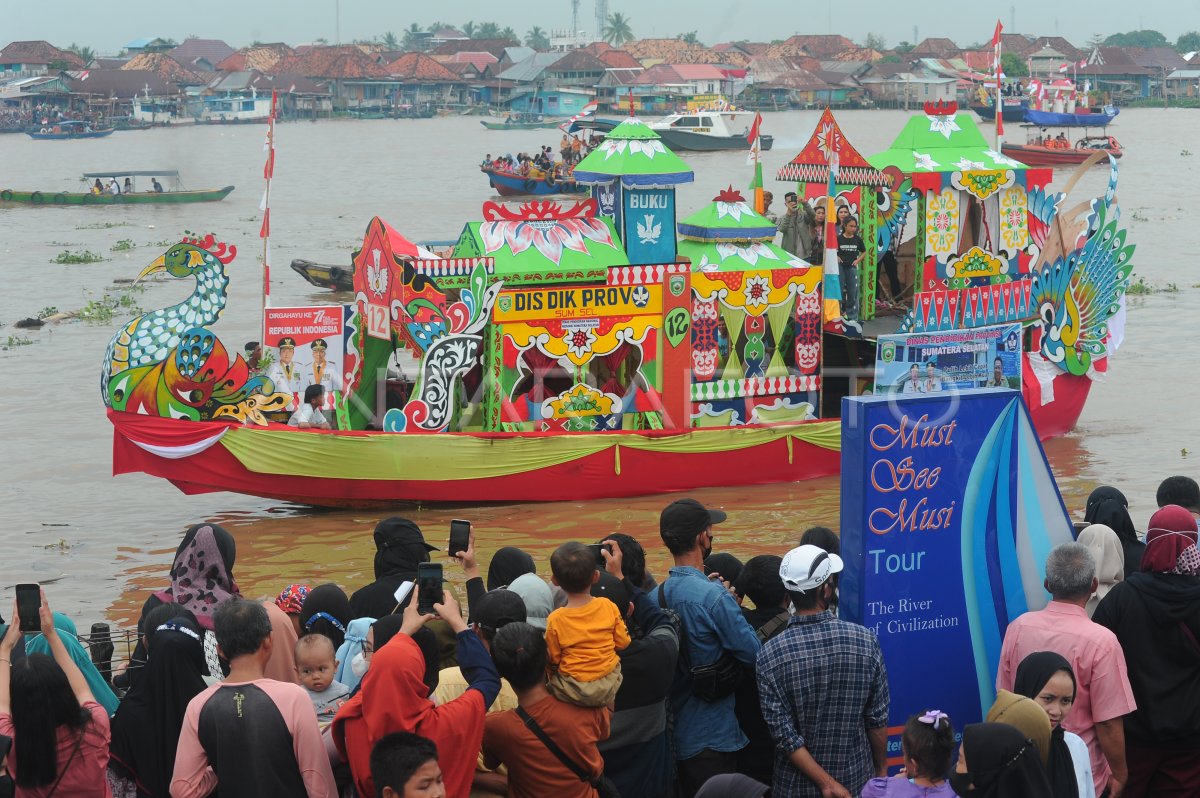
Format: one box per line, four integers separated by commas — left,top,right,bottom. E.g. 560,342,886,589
1058,63,1069,73
558,100,599,132
259,208,270,239
1078,59,1088,68
746,112,762,146
991,20,1003,48
79,70,90,81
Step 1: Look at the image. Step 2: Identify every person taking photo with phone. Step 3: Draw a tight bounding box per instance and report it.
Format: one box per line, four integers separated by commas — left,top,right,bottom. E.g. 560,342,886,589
0,590,112,797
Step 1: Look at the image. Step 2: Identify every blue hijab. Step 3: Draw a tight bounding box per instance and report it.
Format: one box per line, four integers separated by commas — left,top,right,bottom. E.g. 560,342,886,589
335,617,375,692
24,612,120,715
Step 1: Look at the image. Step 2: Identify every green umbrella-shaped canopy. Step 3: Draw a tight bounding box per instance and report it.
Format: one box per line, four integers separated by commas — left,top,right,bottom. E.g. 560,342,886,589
868,111,1029,174
677,187,778,243
677,238,813,273
573,116,695,188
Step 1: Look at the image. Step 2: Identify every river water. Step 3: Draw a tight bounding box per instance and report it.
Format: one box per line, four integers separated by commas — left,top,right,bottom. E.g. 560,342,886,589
1,109,1196,630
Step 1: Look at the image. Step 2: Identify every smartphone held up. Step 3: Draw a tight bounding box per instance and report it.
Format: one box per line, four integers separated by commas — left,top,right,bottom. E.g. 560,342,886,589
416,562,443,616
15,583,40,632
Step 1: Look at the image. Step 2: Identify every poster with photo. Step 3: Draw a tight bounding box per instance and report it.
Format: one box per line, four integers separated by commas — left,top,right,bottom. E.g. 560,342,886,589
874,323,1022,395
263,306,345,411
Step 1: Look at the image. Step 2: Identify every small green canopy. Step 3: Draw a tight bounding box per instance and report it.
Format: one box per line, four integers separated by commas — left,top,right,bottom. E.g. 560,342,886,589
867,112,1029,174
453,216,628,286
573,117,695,189
678,187,777,243
678,239,812,273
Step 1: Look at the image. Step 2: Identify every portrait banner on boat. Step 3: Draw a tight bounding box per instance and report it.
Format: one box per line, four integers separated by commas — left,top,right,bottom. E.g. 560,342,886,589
840,389,1074,770
263,305,345,409
874,323,1022,395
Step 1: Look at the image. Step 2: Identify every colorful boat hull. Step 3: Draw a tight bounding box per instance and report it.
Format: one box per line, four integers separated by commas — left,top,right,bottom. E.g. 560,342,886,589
0,186,235,205
290,259,354,291
1000,143,1121,167
969,102,1028,123
27,128,115,140
107,368,1085,507
480,119,565,130
483,168,585,196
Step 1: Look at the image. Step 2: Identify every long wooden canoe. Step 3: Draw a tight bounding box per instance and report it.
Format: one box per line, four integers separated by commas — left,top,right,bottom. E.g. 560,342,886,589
0,186,235,205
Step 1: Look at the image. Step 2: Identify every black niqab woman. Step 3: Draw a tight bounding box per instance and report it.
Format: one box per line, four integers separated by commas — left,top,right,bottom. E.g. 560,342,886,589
1084,486,1144,576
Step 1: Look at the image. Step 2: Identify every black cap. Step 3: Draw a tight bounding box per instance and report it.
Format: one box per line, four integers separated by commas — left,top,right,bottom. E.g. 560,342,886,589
591,572,630,616
473,588,527,631
311,338,328,351
373,517,438,552
660,498,727,546
278,336,296,348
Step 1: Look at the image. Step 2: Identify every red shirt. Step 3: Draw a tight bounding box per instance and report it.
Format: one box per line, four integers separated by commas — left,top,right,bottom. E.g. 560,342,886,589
0,701,111,798
997,600,1137,794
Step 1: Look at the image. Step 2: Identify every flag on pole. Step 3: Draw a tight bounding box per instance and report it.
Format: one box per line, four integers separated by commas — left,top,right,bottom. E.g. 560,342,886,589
822,150,842,323
992,20,1004,147
746,112,764,212
559,100,598,132
746,112,762,146
1058,63,1069,73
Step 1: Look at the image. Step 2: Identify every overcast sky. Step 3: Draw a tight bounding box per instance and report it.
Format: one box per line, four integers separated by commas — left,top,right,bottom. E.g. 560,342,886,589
6,0,1195,53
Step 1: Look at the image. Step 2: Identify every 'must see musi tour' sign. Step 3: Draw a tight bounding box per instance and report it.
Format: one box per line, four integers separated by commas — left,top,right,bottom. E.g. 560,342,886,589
839,389,1075,767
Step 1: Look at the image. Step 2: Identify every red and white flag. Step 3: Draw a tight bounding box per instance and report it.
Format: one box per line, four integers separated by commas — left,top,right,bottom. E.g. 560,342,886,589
558,100,599,132
1077,59,1088,68
79,70,90,81
1058,63,1069,73
746,112,762,146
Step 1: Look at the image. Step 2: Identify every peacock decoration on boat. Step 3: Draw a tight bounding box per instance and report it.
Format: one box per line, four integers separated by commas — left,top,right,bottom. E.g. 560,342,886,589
101,233,291,423
1027,154,1135,377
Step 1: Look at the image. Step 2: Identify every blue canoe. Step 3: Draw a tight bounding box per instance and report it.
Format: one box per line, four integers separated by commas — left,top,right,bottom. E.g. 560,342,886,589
482,167,586,197
1023,106,1119,127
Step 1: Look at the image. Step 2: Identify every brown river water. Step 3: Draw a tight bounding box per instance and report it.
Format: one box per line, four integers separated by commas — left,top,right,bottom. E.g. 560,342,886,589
1,109,1196,631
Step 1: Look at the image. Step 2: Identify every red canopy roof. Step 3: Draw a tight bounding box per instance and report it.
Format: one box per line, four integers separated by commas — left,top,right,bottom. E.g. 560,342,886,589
775,108,889,187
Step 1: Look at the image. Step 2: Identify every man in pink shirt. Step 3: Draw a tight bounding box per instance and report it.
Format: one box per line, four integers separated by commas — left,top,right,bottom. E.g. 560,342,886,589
997,542,1136,798
171,599,336,798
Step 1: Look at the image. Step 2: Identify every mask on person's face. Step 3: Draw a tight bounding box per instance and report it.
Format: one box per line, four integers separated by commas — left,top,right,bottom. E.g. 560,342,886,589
700,531,713,560
948,772,974,795
350,651,369,679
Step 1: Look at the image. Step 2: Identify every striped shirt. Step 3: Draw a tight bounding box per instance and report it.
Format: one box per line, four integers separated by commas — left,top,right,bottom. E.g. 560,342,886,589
756,610,889,797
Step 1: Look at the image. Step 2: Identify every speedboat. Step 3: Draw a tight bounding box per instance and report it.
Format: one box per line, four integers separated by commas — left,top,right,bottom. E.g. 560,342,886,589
649,110,772,152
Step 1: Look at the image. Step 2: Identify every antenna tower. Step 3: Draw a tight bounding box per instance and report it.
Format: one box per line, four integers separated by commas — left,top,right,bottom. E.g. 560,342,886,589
596,0,609,42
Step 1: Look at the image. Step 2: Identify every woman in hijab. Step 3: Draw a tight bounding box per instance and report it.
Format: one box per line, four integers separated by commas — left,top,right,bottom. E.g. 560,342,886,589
332,595,499,798
274,584,310,637
1092,504,1200,796
985,691,1051,765
703,553,744,588
951,722,1053,797
1082,487,1144,576
299,584,353,649
24,613,119,715
507,573,553,629
349,517,436,619
1076,524,1123,616
261,601,299,684
108,616,208,797
335,618,375,693
486,547,535,591
1014,652,1094,798
132,524,240,682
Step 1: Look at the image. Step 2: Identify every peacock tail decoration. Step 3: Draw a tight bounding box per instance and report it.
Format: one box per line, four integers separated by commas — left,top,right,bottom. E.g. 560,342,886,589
1029,156,1134,376
102,234,292,423
875,178,921,256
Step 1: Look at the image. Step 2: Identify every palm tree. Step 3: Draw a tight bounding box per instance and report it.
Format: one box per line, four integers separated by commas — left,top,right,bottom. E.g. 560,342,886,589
67,43,96,67
603,13,634,47
462,21,477,39
677,31,698,46
526,26,550,50
476,21,501,39
380,31,399,49
402,23,426,51
499,26,517,42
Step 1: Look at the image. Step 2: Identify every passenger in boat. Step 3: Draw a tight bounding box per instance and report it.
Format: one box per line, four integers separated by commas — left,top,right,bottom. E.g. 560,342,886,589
151,178,164,193
835,203,851,236
810,203,826,264
779,192,815,258
123,178,134,194
761,191,778,225
836,216,866,320
561,134,573,163
288,384,332,430
107,178,121,195
92,179,103,194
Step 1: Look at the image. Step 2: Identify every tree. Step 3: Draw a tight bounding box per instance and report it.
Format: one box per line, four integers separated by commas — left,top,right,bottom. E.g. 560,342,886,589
499,26,517,41
462,21,477,39
677,31,699,46
603,12,634,47
1177,31,1200,53
402,23,427,51
1085,33,1105,50
894,41,914,53
1001,51,1028,77
1103,29,1168,48
864,32,887,51
67,43,95,66
380,31,399,49
314,37,329,45
526,26,550,50
476,21,501,39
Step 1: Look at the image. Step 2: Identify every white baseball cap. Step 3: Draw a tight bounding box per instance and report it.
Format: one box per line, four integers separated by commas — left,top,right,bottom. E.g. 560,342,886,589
779,544,844,593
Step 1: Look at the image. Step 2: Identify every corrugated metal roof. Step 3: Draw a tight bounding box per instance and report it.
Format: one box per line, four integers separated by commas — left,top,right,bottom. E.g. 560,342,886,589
497,52,564,82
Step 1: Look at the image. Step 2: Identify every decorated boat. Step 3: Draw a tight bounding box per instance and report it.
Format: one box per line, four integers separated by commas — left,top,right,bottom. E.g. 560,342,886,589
102,107,1135,507
27,120,115,140
650,110,772,152
481,164,586,197
480,113,565,130
290,259,355,291
969,96,1029,123
0,170,234,206
1023,106,1119,127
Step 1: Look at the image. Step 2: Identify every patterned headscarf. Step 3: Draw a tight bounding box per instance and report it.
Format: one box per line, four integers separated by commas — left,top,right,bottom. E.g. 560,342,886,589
154,524,240,630
275,584,311,615
1142,505,1200,576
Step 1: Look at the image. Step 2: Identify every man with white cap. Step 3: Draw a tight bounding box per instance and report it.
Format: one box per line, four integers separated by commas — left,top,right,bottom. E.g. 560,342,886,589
756,545,889,798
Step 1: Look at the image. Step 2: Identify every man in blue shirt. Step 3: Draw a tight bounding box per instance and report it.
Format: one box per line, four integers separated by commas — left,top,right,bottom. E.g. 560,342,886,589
652,498,761,797
757,545,889,798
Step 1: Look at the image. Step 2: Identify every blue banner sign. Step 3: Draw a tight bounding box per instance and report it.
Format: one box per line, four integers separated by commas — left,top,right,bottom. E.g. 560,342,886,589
621,187,676,265
840,389,1074,768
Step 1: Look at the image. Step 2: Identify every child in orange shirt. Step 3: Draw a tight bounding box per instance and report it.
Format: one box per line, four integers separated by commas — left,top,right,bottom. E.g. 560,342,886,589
545,541,630,707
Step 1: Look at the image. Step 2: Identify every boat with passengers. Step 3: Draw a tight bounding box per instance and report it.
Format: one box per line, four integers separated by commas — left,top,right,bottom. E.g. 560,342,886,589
27,119,115,140
0,170,234,206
